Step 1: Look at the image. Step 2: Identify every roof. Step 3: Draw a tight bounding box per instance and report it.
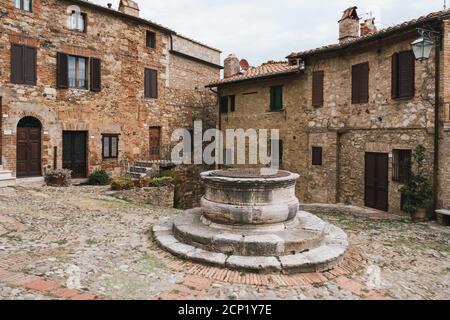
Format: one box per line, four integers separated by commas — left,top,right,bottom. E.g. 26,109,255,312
206,61,300,87
288,8,450,59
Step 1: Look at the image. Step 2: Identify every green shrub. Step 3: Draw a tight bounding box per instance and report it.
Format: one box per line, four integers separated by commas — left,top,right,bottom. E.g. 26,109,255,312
149,176,174,188
88,169,111,186
154,169,176,179
111,176,134,191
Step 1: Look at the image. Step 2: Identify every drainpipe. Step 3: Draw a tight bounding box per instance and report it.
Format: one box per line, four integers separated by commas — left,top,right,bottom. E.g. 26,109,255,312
209,87,220,169
433,35,441,215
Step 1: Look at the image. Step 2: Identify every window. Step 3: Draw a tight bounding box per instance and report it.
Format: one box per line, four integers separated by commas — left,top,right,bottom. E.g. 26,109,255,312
392,149,412,183
146,31,156,48
70,11,86,32
102,134,119,159
270,86,283,111
352,62,369,104
144,68,158,98
220,96,229,114
312,71,324,107
68,55,87,89
10,44,36,85
15,0,32,12
392,51,415,99
312,147,323,166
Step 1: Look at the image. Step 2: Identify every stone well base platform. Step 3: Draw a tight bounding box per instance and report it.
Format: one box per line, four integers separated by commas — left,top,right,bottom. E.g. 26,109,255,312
153,210,348,274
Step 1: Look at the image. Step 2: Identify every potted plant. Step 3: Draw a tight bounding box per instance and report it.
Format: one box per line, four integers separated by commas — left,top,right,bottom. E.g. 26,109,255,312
400,145,433,222
45,169,72,187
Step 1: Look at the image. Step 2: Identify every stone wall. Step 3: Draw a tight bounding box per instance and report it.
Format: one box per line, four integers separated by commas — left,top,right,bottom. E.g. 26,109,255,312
112,185,175,208
218,30,440,214
0,0,220,178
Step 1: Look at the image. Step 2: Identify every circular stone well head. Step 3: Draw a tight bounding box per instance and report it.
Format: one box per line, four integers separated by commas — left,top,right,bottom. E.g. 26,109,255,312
200,168,300,225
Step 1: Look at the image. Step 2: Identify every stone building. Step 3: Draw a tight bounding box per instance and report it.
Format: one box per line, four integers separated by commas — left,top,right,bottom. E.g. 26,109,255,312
208,7,450,215
0,0,221,185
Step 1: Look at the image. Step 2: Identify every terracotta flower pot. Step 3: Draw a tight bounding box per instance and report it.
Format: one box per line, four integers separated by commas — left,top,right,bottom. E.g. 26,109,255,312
50,176,65,187
412,208,428,222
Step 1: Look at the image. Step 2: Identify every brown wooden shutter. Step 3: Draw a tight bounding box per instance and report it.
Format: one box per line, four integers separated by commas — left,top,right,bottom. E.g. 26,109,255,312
352,62,369,104
11,44,24,84
57,52,69,88
149,69,158,98
90,58,101,92
391,53,399,99
398,51,415,98
144,69,150,98
312,71,324,107
312,147,323,166
23,46,37,85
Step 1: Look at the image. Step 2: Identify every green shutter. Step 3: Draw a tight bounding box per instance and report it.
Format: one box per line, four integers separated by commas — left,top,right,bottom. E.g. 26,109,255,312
270,86,283,111
220,96,229,114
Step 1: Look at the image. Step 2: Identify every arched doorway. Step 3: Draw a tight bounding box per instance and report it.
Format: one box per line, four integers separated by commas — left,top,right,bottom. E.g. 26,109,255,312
17,116,42,177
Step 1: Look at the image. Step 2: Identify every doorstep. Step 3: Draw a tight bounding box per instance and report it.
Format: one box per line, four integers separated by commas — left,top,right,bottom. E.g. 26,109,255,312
16,176,45,185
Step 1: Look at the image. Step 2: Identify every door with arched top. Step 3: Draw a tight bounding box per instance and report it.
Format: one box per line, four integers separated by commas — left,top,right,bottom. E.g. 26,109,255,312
17,117,42,177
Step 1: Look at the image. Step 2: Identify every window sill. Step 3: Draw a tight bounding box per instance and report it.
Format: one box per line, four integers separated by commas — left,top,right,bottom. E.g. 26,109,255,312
392,96,414,102
268,109,285,113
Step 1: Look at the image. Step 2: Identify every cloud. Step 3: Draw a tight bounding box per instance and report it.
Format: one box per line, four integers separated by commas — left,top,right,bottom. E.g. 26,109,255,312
89,0,443,66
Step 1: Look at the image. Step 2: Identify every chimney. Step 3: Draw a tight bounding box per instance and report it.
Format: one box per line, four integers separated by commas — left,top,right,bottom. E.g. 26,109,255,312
339,6,360,42
360,17,377,36
224,54,240,78
118,0,140,17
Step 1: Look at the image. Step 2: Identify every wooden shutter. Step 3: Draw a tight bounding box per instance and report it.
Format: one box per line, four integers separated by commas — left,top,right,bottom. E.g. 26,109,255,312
312,147,323,166
270,86,283,111
90,58,101,92
230,95,236,112
352,62,369,104
398,51,415,98
220,96,229,113
145,68,158,98
312,71,324,107
57,52,69,88
146,31,156,48
391,53,399,98
23,46,37,85
11,44,24,84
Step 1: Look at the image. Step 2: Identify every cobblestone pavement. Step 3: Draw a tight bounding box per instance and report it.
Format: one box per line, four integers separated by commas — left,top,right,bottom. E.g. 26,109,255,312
0,184,449,300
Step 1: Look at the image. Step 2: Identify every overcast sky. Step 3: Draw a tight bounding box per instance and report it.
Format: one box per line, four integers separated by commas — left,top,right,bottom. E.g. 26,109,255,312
90,0,445,66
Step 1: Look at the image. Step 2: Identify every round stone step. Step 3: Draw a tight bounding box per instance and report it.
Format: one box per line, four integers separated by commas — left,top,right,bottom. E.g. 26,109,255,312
172,209,325,257
153,211,348,274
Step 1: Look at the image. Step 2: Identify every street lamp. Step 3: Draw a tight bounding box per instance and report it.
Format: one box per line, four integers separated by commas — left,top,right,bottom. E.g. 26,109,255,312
411,28,441,60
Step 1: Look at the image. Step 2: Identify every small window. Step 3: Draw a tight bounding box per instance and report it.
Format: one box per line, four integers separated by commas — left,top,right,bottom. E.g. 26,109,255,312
220,96,229,114
270,86,283,111
393,149,412,183
312,147,323,166
144,68,158,99
70,11,86,32
15,0,32,12
312,71,324,107
352,62,369,104
68,55,87,89
102,134,119,159
146,31,156,48
392,51,415,99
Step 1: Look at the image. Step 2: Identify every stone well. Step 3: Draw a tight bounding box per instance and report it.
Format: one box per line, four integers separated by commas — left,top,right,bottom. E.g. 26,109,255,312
153,168,348,274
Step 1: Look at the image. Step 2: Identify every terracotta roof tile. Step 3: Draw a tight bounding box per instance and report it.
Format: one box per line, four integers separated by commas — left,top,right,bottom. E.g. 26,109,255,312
207,61,300,87
288,8,450,59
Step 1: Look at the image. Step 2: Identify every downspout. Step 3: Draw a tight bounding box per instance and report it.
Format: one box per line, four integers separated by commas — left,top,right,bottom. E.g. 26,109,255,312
433,34,441,214
209,87,220,169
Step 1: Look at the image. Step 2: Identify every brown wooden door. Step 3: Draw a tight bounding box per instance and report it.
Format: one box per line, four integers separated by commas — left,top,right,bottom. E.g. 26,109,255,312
365,152,389,212
63,131,87,178
149,127,161,160
17,127,41,177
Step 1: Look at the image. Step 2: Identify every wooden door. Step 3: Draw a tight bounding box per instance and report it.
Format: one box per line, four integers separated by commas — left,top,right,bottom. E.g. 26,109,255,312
149,127,161,161
365,152,389,212
17,127,41,177
63,131,87,178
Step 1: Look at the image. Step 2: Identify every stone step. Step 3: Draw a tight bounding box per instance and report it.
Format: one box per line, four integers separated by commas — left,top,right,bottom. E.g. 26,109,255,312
129,166,149,174
172,209,326,257
153,211,348,274
0,169,16,187
0,170,14,179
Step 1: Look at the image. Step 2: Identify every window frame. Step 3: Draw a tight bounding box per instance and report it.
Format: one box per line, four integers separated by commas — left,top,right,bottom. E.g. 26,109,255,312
270,86,283,112
67,55,88,89
311,146,323,166
15,0,32,12
392,149,412,183
102,134,120,159
69,11,87,33
146,31,156,49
